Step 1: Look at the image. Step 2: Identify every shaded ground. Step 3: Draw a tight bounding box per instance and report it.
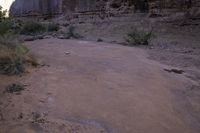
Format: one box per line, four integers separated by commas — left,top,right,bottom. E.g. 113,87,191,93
0,39,199,133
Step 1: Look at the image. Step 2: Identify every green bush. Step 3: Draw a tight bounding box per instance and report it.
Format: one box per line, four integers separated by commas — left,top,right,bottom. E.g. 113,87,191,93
0,33,18,48
21,21,46,35
0,6,13,35
0,9,37,75
0,35,37,75
0,20,12,35
126,29,153,45
0,47,25,75
47,23,59,32
0,6,7,21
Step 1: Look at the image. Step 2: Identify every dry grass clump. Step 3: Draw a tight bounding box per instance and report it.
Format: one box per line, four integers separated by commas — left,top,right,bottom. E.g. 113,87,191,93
20,21,46,35
0,46,24,75
46,23,60,32
125,29,153,46
20,21,60,35
0,7,38,75
0,34,38,75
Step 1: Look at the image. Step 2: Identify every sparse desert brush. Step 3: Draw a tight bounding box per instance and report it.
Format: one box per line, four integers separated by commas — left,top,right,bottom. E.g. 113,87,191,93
125,29,153,45
20,21,46,35
0,33,18,47
0,6,6,21
46,23,60,32
0,34,38,75
0,46,25,75
0,19,12,35
0,15,38,75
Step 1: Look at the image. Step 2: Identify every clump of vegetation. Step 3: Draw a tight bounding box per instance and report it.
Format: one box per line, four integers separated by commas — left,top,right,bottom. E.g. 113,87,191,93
63,26,83,39
0,7,12,35
46,23,60,32
0,8,37,75
0,6,6,21
0,35,38,75
125,29,153,45
20,21,46,35
0,34,32,75
0,20,12,35
5,83,26,94
20,21,60,35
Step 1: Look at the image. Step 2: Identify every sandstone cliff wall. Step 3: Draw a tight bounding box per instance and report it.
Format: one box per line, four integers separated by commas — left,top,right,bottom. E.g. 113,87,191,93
10,0,62,17
9,0,200,17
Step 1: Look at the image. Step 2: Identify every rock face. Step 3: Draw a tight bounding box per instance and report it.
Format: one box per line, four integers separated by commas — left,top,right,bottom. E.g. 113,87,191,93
9,0,200,17
10,0,62,17
62,0,96,13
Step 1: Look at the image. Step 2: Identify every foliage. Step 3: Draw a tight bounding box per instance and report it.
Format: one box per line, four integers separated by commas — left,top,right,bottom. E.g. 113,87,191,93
0,34,37,75
20,21,46,35
125,29,153,45
0,19,12,35
0,33,18,47
5,83,26,93
0,10,37,75
0,6,7,21
0,46,25,75
46,23,60,32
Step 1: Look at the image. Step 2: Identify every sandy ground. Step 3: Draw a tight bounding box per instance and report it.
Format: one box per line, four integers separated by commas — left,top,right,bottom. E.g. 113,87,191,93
0,38,199,133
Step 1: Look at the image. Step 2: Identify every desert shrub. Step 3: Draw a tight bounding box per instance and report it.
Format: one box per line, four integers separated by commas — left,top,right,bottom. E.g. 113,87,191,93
0,34,37,75
125,29,153,45
21,21,46,35
0,46,25,75
11,20,24,34
0,33,18,47
5,83,26,93
0,7,13,35
64,26,83,39
0,6,7,21
0,20,12,35
46,23,59,32
0,12,37,75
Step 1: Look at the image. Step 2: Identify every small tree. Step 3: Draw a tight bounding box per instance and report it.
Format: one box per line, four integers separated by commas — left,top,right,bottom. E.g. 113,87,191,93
0,6,7,21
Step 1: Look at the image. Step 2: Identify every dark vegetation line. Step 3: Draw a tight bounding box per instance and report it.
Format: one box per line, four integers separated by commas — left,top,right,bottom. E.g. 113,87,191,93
0,6,38,75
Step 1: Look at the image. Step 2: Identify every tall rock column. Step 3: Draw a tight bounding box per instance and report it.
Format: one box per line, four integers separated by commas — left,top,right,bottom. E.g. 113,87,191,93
10,0,62,17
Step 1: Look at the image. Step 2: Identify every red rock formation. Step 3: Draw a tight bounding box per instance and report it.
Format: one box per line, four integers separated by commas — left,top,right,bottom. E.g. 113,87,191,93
9,0,199,17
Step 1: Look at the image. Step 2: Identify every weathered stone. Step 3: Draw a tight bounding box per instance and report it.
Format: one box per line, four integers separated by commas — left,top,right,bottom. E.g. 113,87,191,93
10,0,62,17
9,0,200,17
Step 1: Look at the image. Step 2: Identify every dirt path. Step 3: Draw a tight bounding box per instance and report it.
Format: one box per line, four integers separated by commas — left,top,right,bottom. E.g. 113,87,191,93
0,39,199,133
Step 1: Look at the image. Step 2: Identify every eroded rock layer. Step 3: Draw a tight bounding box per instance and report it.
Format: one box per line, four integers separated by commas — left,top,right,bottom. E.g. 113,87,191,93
10,0,62,17
9,0,200,17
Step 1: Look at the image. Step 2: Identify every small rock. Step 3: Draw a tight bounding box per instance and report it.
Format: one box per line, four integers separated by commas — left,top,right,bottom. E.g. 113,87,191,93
97,38,103,42
43,35,52,39
57,35,66,39
24,37,36,41
65,52,71,55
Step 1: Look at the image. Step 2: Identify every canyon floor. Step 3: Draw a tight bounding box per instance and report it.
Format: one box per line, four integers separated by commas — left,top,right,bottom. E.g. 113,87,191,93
0,38,199,133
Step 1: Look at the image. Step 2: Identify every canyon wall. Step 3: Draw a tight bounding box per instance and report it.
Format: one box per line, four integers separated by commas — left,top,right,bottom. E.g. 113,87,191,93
9,0,200,17
10,0,62,17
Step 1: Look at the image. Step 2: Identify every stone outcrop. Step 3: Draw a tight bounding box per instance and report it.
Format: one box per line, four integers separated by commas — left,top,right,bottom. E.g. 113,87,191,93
10,0,62,17
9,0,200,17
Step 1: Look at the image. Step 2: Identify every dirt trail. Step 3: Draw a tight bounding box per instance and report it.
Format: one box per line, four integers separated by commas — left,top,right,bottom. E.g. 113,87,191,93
0,39,199,133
